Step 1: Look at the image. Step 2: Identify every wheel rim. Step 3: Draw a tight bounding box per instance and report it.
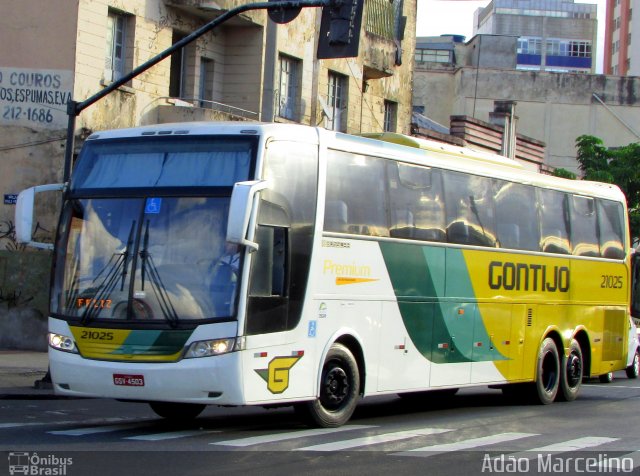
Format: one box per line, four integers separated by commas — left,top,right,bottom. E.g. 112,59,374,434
634,353,639,374
565,352,582,388
320,363,350,411
541,350,558,393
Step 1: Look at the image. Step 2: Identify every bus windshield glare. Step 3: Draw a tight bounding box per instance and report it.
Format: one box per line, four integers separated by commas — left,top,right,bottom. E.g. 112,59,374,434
51,136,256,325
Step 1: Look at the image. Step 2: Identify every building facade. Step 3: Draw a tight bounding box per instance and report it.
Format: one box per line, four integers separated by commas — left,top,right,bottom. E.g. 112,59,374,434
473,0,597,73
413,34,640,174
603,0,639,75
0,0,416,348
0,0,416,246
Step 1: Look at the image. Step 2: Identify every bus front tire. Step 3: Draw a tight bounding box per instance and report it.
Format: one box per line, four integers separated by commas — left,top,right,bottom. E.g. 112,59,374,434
149,402,206,420
558,339,583,402
533,337,560,405
295,343,360,428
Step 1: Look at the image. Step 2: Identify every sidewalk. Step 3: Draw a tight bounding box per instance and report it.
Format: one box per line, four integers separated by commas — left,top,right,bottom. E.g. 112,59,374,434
0,350,55,398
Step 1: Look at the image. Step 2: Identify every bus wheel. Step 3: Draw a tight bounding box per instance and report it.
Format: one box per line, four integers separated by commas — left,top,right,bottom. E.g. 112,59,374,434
149,402,206,420
533,337,560,404
295,343,360,428
558,339,583,401
626,350,639,379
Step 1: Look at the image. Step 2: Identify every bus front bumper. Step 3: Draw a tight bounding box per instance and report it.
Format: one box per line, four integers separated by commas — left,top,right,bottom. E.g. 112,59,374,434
48,347,245,405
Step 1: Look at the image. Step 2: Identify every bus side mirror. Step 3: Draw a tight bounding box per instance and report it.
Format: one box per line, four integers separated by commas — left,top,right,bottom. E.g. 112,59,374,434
632,252,640,318
15,183,64,250
226,180,268,252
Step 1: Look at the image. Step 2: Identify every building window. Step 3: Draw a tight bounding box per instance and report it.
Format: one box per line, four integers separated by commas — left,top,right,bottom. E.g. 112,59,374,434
384,101,397,132
170,32,187,99
327,72,348,132
105,11,129,82
415,48,452,63
568,41,591,58
517,37,542,55
199,58,214,108
277,55,300,120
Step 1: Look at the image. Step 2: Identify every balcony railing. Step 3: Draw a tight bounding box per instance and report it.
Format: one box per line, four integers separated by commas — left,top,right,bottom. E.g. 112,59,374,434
365,0,395,40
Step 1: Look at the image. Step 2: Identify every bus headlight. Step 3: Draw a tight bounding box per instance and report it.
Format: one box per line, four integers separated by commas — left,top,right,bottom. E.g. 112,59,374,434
184,338,237,359
48,333,78,354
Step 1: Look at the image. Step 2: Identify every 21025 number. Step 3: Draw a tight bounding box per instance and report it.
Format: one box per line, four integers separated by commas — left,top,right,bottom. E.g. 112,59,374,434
601,275,623,289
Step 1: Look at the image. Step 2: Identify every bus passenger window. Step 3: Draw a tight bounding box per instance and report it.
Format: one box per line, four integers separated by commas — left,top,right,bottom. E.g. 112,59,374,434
326,150,389,237
570,195,600,257
443,170,496,247
597,199,625,259
388,163,445,242
538,189,571,254
494,180,539,251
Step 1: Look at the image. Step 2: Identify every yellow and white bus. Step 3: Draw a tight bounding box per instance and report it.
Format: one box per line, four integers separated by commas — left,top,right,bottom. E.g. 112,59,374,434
16,122,639,427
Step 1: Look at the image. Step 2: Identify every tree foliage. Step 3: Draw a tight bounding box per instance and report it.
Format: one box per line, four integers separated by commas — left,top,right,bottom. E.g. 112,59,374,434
573,135,640,244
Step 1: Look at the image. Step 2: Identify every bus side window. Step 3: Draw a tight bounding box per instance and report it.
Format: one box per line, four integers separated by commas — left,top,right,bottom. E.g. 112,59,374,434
443,170,496,247
494,180,539,251
597,199,625,259
326,150,389,237
538,188,571,254
324,200,349,233
570,195,600,257
249,225,288,297
389,162,446,242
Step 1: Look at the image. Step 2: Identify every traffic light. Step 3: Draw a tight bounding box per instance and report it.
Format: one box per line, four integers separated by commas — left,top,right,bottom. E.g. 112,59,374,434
317,0,364,59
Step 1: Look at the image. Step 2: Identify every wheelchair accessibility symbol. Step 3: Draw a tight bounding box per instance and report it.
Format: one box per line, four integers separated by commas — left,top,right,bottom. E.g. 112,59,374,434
145,198,162,214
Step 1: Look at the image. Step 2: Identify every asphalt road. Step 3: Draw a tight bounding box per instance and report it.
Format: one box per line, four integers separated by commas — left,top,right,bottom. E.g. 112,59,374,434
1,374,639,476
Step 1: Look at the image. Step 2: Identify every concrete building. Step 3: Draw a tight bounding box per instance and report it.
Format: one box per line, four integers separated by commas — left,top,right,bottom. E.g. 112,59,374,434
413,34,640,174
0,0,417,349
603,0,639,75
473,0,598,73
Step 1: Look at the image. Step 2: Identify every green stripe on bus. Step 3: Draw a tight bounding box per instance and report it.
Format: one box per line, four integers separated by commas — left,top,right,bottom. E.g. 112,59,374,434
380,242,506,364
112,329,192,356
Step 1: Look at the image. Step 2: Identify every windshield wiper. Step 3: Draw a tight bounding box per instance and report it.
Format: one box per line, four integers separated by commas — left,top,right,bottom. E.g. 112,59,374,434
139,220,179,327
80,221,136,324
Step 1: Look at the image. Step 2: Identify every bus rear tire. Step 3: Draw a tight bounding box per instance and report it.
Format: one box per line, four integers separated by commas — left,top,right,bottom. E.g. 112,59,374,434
558,338,583,401
533,337,560,404
295,343,360,428
149,402,206,420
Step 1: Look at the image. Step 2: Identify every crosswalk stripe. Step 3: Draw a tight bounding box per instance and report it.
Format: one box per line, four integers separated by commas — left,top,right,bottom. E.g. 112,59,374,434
212,425,374,447
49,423,148,436
295,427,454,452
125,430,220,441
397,432,538,456
528,436,619,453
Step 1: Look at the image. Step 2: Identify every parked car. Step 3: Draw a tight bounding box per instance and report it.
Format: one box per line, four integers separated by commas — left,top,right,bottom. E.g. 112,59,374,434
599,316,639,383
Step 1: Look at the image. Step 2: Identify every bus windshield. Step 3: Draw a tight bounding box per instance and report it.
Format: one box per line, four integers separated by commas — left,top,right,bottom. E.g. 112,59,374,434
52,196,240,324
51,135,257,325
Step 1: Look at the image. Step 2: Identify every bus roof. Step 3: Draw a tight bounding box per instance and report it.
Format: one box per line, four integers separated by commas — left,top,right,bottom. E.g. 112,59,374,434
85,122,626,204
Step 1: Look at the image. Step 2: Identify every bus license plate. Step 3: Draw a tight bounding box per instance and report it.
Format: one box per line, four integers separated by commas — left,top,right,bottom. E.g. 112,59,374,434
113,374,145,386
